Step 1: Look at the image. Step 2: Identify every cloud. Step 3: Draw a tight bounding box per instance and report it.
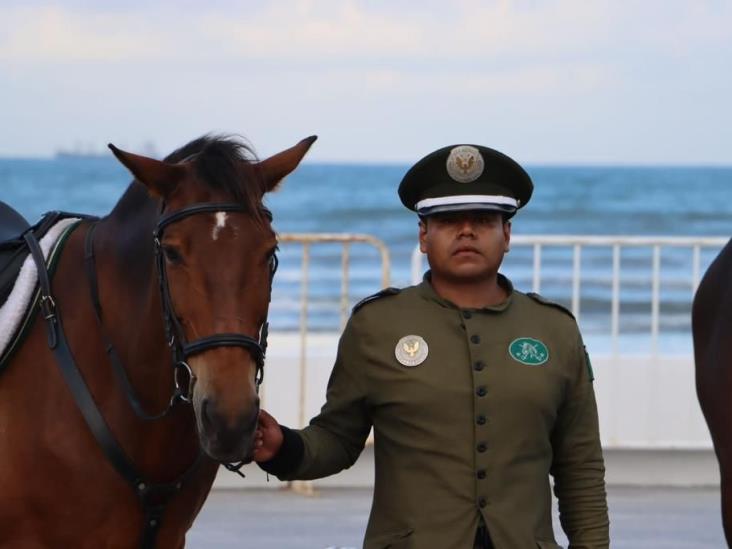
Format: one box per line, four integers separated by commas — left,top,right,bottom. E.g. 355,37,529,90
0,1,730,161
0,6,158,61
2,1,729,65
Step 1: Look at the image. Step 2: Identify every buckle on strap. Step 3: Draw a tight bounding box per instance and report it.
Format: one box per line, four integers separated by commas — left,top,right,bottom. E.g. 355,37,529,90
173,361,196,403
39,294,56,320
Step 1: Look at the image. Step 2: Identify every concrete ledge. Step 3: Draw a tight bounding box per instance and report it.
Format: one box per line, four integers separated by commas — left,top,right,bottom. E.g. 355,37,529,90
603,447,719,486
213,446,720,490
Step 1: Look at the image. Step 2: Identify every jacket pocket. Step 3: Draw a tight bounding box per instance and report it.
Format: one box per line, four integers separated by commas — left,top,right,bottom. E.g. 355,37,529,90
536,541,563,549
365,528,414,549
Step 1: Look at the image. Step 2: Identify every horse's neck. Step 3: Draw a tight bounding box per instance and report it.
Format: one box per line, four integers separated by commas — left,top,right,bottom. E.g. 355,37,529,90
93,196,174,407
78,204,204,480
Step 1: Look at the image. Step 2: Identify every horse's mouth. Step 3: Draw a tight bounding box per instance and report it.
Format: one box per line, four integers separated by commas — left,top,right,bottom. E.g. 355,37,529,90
200,433,256,463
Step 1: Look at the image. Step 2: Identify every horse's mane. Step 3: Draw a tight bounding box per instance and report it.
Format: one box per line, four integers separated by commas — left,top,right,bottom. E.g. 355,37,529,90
111,134,266,221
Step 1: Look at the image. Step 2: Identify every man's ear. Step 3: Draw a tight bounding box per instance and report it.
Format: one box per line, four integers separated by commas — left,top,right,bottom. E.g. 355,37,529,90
418,218,428,253
503,220,512,252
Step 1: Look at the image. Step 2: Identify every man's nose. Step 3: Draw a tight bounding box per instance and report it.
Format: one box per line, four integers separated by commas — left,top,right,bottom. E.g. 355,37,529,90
457,219,476,236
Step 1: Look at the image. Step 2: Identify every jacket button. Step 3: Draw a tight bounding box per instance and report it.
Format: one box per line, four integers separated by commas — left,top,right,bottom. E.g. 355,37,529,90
477,442,487,453
474,361,485,371
476,415,486,425
476,386,487,397
477,470,486,480
463,310,472,319
470,334,481,344
478,497,487,508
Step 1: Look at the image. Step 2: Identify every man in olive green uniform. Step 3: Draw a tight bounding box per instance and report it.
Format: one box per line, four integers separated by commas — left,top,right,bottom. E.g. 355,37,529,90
254,145,609,548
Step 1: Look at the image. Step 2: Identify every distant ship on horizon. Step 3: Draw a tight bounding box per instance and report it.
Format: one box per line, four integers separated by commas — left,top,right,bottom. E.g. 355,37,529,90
54,141,158,160
54,149,108,160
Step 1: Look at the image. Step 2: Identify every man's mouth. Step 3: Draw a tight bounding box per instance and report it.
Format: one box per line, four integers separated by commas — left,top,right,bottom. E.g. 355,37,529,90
453,246,481,256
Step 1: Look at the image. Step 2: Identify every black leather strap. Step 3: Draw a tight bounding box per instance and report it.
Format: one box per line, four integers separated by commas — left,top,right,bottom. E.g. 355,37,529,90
155,203,249,235
24,227,203,549
182,333,264,361
153,203,271,387
84,223,177,421
23,230,58,348
83,222,103,320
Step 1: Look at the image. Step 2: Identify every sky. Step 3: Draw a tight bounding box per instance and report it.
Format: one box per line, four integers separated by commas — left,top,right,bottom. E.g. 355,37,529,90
1,0,731,164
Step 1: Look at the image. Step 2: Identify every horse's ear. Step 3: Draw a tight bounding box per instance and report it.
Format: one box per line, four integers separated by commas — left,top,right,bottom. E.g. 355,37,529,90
258,136,317,192
108,144,186,198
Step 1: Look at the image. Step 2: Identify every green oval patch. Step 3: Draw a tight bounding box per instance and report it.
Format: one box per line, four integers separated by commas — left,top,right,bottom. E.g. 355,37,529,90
509,337,549,366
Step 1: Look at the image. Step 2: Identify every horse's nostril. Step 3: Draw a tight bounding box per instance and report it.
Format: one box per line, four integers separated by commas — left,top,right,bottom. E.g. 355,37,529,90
201,398,216,431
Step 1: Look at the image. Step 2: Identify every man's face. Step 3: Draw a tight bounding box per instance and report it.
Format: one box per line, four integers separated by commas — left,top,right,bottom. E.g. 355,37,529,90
419,210,511,283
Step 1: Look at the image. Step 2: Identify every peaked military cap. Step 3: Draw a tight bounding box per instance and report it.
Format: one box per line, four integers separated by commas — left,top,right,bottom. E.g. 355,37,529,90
398,144,533,217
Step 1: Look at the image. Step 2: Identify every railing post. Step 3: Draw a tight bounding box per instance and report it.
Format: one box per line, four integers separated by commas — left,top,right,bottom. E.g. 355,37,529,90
532,243,542,293
692,244,701,295
341,242,350,330
292,241,314,496
611,244,620,357
411,245,422,285
572,243,581,322
298,243,310,430
651,245,661,357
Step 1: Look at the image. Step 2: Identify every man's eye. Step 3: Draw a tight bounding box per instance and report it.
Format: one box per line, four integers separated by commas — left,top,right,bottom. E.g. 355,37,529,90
163,246,183,264
268,253,279,274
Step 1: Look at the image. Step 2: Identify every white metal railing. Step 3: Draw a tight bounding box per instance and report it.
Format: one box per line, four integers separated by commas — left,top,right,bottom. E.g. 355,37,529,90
254,233,728,457
277,233,390,429
411,235,728,355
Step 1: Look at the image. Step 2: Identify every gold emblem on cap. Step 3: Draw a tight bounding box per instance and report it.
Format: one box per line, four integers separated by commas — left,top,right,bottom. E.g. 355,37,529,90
395,335,429,367
446,145,485,183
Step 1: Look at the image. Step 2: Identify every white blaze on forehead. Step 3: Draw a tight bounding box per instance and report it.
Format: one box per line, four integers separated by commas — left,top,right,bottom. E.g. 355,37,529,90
212,212,228,241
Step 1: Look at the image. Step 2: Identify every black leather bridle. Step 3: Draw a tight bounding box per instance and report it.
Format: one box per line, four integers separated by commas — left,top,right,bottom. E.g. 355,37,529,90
28,202,277,549
153,202,274,401
85,202,275,417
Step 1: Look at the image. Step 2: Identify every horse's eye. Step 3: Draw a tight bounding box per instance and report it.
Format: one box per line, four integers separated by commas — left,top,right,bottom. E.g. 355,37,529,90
268,253,279,274
163,245,183,265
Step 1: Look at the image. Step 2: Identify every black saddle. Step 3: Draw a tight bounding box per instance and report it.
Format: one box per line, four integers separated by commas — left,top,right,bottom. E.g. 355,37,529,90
0,201,95,306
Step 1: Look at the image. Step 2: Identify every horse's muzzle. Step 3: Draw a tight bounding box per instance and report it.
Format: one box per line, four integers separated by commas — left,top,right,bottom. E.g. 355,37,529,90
198,398,260,462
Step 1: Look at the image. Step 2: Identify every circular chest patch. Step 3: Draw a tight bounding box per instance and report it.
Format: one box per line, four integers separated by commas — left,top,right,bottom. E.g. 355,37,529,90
446,145,485,183
395,335,429,367
509,338,549,366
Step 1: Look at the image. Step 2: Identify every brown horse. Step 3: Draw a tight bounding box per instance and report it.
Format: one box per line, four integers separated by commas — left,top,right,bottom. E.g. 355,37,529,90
693,238,732,546
0,134,315,548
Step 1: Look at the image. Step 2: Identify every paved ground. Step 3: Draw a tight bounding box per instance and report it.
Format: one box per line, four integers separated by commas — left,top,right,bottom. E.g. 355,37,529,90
187,486,726,548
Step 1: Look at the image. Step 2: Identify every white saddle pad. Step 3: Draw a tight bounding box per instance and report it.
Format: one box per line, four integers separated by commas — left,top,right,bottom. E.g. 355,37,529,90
0,217,80,358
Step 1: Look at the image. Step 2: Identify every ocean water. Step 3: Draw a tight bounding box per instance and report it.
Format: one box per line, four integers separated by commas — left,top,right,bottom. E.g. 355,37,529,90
2,156,731,350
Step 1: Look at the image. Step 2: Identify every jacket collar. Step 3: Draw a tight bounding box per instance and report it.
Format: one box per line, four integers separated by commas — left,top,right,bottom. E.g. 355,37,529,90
418,271,514,312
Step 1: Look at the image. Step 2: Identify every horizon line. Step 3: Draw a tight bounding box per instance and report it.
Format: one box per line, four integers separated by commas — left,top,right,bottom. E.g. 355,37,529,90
0,154,731,169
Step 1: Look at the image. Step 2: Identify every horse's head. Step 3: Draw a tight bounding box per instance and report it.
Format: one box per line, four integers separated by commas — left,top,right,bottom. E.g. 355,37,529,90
109,135,316,462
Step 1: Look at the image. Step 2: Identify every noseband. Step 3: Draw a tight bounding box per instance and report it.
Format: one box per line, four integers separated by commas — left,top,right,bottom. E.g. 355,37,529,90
154,202,272,400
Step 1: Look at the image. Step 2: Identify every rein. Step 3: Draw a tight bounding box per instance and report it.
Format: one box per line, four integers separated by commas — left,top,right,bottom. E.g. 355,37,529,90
28,202,275,549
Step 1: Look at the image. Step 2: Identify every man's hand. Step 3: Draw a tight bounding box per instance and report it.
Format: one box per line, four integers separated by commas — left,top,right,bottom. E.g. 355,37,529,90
253,409,284,462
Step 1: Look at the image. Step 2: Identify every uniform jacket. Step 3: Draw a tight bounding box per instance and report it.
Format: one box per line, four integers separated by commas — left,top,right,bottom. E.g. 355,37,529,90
261,275,609,549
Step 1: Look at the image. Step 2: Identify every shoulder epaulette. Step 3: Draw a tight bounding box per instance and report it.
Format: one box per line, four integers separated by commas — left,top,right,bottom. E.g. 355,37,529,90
352,287,401,314
526,292,575,320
